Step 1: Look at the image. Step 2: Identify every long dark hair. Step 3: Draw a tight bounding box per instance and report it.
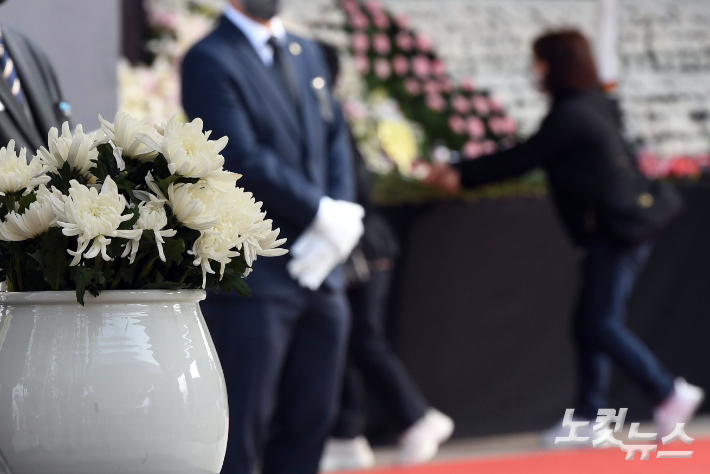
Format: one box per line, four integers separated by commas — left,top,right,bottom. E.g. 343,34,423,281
533,30,601,94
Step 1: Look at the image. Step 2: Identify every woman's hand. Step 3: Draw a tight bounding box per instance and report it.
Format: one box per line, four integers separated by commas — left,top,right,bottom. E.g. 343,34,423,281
420,162,463,195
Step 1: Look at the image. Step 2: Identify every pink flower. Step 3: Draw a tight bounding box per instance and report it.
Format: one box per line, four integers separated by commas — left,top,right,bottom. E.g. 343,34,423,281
415,34,432,52
423,80,440,96
392,55,409,76
638,151,661,178
466,116,486,139
461,77,476,93
489,96,504,113
373,58,392,80
451,95,470,114
365,0,383,14
149,10,178,29
432,59,447,77
504,117,517,135
463,141,483,159
342,98,367,120
349,12,369,30
668,157,702,178
372,13,390,30
488,117,505,135
449,115,466,134
372,33,391,55
481,140,497,154
405,78,422,95
412,55,431,78
500,137,516,150
342,0,361,13
351,33,370,53
396,32,414,52
441,78,455,94
426,93,446,112
472,95,490,116
354,55,370,75
394,14,410,29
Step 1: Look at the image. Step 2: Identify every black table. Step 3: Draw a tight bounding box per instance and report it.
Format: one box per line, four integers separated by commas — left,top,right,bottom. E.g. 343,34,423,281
370,184,710,440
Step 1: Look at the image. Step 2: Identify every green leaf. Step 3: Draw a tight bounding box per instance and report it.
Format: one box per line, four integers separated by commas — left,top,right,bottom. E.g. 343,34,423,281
217,273,251,297
119,205,140,230
161,238,185,268
71,266,106,305
38,228,70,290
153,154,171,179
17,193,37,213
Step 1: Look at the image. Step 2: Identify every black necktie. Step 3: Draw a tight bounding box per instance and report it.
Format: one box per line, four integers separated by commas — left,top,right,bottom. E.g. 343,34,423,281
267,36,300,110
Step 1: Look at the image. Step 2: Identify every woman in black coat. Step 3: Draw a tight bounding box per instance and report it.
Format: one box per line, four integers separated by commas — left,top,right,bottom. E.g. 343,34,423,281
424,30,703,441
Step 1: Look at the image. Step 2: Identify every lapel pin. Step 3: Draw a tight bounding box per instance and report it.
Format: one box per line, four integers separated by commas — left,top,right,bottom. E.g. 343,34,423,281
312,77,326,90
289,42,302,56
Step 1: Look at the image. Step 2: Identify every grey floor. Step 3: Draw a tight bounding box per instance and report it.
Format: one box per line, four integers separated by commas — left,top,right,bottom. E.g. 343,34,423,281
369,415,710,468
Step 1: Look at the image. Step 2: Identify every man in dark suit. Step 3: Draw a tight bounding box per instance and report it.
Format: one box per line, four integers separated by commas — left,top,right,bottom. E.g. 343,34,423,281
0,2,71,151
181,1,363,473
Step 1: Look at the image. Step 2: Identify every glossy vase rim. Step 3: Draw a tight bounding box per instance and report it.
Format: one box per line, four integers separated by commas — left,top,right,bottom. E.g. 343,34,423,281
0,289,207,305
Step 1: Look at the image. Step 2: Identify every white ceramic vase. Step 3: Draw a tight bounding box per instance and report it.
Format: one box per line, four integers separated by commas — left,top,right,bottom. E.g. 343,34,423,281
0,290,228,474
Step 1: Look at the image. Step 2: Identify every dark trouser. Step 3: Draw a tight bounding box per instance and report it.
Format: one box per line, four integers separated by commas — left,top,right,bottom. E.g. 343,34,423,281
573,240,675,420
203,289,350,474
333,268,429,439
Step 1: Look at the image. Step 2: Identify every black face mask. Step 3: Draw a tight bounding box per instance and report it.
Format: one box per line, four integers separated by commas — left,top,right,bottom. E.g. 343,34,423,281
242,0,282,21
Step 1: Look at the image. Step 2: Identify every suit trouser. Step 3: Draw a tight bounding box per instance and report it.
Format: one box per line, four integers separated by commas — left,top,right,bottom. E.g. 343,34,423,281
333,268,429,439
573,240,675,420
203,288,350,474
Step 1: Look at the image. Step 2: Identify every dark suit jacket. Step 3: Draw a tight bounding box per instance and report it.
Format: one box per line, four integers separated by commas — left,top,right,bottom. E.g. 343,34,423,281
0,24,69,152
181,17,354,297
456,88,683,247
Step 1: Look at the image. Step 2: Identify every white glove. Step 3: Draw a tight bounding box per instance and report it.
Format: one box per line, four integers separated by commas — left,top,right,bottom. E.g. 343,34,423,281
312,197,365,260
287,197,365,290
287,230,341,290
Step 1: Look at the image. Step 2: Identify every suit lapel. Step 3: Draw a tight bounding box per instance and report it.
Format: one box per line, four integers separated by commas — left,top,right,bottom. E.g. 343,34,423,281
0,26,45,151
288,35,321,182
4,27,57,146
217,18,301,139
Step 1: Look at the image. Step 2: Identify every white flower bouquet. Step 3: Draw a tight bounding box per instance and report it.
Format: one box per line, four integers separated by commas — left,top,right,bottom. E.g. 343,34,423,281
0,112,287,304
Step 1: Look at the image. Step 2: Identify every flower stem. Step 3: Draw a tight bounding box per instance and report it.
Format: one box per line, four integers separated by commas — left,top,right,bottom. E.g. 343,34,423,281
13,257,23,292
137,256,159,283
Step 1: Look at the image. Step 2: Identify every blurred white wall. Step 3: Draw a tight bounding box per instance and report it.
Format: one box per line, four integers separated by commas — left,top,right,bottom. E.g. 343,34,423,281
0,0,120,129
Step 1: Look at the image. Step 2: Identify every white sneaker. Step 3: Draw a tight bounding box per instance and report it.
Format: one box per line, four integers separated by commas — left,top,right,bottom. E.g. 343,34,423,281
654,378,705,439
397,409,454,465
319,436,375,472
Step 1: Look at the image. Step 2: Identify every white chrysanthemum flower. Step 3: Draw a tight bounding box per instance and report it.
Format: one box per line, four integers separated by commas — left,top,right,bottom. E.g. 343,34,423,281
163,179,222,231
95,112,159,164
0,185,57,241
37,123,101,182
50,176,141,265
187,186,287,288
188,230,242,288
121,198,177,264
0,140,51,196
217,187,287,266
142,115,228,179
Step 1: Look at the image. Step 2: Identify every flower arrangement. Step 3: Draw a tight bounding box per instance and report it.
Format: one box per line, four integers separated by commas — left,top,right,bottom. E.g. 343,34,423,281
120,0,220,125
637,150,710,180
341,0,518,166
0,113,287,304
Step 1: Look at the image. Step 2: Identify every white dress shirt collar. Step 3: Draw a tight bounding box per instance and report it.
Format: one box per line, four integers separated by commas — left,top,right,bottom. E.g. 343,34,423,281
224,5,287,66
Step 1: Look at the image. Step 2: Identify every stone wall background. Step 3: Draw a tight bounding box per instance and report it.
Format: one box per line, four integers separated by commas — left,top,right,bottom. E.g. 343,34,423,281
282,0,710,157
